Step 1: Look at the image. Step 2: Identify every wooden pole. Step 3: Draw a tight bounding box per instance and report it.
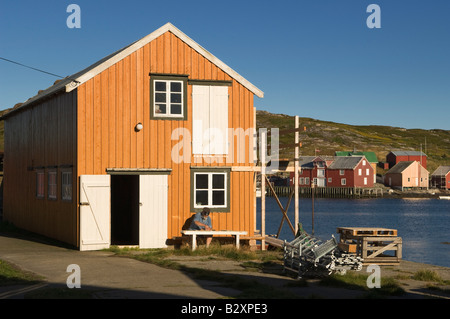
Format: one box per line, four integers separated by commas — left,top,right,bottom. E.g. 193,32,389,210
294,116,299,234
261,129,266,250
253,107,257,237
311,182,315,236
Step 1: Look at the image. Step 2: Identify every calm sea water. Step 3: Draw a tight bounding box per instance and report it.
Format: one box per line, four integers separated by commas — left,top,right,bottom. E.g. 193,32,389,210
256,197,450,268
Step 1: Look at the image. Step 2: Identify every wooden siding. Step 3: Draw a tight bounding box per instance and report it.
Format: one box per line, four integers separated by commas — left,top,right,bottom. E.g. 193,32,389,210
3,91,78,245
77,31,256,240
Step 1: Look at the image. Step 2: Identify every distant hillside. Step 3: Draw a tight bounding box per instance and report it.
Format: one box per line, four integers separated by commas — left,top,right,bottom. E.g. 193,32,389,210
256,110,450,174
0,108,448,174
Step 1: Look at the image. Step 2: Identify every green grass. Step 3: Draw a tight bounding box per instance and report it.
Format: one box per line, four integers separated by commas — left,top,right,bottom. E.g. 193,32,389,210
413,269,444,282
411,269,450,296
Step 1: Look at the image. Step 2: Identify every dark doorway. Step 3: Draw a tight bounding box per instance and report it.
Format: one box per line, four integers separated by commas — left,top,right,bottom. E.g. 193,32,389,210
111,175,139,245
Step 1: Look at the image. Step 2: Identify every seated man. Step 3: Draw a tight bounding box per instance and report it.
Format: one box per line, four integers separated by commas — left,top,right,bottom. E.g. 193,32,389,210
190,207,213,248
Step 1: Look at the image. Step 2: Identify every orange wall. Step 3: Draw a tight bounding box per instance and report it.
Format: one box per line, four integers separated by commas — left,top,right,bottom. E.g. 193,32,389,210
77,31,256,240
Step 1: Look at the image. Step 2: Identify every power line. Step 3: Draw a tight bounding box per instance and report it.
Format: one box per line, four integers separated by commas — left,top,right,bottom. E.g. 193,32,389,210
0,57,65,79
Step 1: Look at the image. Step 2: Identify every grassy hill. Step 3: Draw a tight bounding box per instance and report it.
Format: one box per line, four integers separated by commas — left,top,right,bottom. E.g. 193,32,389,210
0,108,448,174
256,110,450,174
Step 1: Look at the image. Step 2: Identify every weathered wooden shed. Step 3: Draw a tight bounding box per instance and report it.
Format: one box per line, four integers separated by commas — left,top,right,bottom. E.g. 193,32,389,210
431,166,450,190
1,23,264,250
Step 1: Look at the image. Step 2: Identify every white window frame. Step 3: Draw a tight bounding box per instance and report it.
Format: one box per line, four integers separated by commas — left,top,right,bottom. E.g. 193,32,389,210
305,177,310,185
358,168,362,176
328,177,332,183
366,168,370,176
364,177,368,185
299,177,304,185
341,178,347,186
340,170,345,176
36,170,45,198
61,170,73,201
48,170,57,200
152,79,184,118
193,172,228,209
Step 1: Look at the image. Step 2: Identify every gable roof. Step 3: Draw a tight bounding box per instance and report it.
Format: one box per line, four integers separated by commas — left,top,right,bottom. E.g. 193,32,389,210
297,156,317,169
328,156,364,170
431,166,450,176
388,150,427,157
386,161,415,174
2,23,263,120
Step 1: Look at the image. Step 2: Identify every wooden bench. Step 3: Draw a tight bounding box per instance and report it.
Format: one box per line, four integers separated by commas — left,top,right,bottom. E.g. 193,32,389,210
181,230,247,250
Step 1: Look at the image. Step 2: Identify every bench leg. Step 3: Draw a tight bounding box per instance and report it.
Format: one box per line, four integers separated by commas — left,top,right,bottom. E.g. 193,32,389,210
192,234,197,251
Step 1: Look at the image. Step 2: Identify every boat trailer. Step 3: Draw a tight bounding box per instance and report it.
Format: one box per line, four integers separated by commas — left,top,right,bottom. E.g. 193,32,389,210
283,228,363,278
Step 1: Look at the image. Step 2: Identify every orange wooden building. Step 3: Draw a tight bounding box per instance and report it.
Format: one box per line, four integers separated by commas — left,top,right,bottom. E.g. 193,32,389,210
1,23,264,250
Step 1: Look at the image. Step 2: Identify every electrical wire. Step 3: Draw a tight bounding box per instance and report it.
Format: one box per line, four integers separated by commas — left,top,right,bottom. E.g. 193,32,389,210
0,57,65,79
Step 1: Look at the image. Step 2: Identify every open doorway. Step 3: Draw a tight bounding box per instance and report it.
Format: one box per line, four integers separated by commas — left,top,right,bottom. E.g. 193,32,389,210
111,175,139,245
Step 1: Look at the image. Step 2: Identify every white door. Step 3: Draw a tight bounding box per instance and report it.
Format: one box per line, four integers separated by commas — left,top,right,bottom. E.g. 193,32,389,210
79,175,111,251
139,175,168,248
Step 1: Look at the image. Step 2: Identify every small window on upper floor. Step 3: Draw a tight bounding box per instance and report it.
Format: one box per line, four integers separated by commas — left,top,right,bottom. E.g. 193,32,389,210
150,74,187,120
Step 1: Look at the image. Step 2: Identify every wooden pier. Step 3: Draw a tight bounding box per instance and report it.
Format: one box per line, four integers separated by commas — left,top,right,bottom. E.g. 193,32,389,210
265,186,383,198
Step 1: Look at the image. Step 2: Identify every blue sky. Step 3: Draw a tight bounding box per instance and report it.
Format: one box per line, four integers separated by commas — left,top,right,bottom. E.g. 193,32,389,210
1,0,449,129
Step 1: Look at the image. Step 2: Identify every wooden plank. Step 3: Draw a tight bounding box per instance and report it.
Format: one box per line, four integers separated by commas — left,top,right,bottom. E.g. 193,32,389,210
122,55,131,168
130,51,138,168
337,227,397,237
85,79,94,174
77,84,86,175
143,44,150,167
101,70,109,173
93,74,102,174
264,236,284,248
108,65,116,168
116,60,123,167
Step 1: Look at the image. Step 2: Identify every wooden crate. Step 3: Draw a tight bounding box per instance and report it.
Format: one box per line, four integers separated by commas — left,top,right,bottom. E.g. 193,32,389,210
360,236,402,265
337,227,402,265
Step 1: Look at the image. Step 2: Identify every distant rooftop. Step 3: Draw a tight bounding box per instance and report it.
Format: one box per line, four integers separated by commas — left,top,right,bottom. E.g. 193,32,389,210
328,156,364,170
389,150,427,157
335,151,378,163
386,161,415,174
431,165,450,176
